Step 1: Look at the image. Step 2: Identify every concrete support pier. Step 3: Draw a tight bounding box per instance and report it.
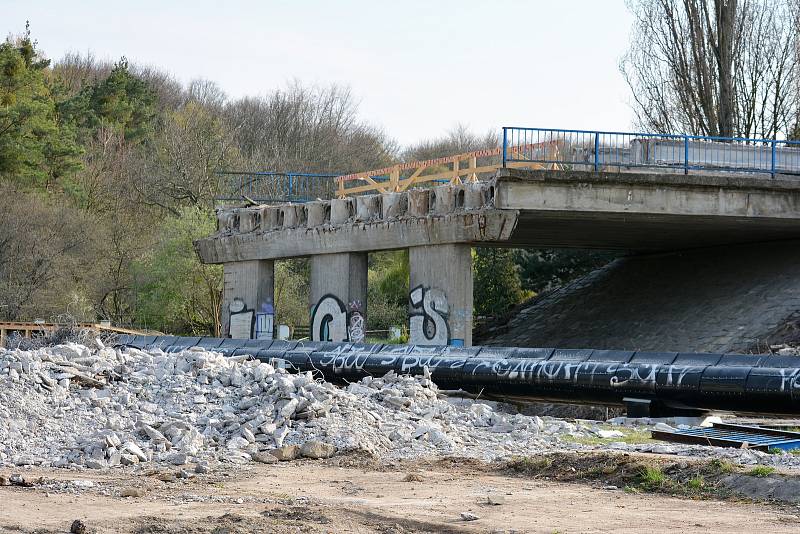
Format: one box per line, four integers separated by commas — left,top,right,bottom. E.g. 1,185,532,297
309,252,368,342
222,260,275,339
409,244,473,346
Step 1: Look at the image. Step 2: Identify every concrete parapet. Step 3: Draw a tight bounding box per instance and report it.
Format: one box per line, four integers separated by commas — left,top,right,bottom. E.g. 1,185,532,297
217,208,237,232
213,183,493,241
305,201,330,227
433,185,459,214
281,204,305,229
331,198,354,224
355,195,382,222
381,192,407,219
464,183,489,209
238,208,259,233
407,189,431,217
261,206,281,231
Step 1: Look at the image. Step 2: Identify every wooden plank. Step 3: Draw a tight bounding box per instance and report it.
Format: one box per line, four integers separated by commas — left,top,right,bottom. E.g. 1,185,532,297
451,160,462,185
337,160,549,197
336,141,558,182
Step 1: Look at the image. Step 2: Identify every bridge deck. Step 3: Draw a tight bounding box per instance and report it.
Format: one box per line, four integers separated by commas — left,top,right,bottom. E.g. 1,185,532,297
197,168,800,262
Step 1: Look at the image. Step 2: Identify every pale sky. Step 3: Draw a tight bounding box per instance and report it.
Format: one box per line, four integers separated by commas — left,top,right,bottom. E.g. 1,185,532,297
5,0,636,146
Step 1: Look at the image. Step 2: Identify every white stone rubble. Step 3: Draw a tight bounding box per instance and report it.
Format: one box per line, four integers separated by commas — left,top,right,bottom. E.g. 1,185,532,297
0,343,554,468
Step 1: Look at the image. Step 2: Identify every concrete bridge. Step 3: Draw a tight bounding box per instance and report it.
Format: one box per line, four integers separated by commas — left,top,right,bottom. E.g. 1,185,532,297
195,166,800,348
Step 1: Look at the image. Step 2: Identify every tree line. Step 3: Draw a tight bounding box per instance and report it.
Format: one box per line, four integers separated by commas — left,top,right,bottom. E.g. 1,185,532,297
3,0,794,335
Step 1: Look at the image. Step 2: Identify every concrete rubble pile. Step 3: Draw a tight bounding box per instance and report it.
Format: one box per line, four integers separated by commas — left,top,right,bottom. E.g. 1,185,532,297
0,342,557,469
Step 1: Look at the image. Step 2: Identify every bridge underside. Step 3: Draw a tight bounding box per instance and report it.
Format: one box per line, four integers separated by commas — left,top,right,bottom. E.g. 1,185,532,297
503,211,800,251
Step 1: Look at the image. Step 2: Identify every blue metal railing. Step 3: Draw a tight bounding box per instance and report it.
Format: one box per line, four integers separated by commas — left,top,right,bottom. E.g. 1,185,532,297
502,127,800,178
216,171,340,203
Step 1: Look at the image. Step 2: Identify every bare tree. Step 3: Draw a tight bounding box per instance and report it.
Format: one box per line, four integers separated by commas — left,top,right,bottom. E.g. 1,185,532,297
402,123,497,161
133,99,239,212
0,188,92,321
621,0,799,139
224,82,396,174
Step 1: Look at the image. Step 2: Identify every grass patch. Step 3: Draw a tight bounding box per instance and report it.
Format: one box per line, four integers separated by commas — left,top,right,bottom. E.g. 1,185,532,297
708,458,737,475
637,466,667,489
502,452,742,499
560,427,656,446
506,455,553,473
687,476,705,490
747,466,776,478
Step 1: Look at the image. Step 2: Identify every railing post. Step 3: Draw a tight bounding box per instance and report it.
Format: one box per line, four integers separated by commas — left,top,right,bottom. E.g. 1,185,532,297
502,127,508,168
771,140,777,178
684,136,689,175
288,173,294,198
594,133,600,172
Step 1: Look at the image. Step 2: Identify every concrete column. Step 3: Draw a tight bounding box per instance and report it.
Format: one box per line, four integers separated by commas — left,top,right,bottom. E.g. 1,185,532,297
408,244,473,347
309,252,368,343
222,260,275,340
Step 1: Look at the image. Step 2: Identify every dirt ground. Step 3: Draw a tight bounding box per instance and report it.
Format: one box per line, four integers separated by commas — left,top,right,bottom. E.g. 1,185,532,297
2,456,800,534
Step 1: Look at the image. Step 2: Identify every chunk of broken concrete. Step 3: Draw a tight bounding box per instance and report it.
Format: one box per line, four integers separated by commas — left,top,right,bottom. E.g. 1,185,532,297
120,487,146,497
252,452,278,464
487,494,506,505
120,454,139,466
121,441,148,462
300,440,336,459
156,472,176,482
268,445,300,461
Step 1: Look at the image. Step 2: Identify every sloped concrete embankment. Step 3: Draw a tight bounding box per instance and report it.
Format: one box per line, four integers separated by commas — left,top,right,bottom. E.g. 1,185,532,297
480,240,800,353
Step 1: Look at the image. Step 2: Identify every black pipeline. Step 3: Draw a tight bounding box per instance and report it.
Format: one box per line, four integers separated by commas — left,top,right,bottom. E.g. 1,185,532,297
114,335,800,416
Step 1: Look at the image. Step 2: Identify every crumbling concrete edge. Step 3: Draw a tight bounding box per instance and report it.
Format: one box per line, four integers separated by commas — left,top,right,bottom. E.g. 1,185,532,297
195,209,519,263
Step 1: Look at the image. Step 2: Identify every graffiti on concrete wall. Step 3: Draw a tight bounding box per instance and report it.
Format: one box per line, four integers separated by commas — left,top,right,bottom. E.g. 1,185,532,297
255,300,274,340
310,296,367,343
408,285,450,345
348,300,365,343
228,298,254,339
311,294,349,342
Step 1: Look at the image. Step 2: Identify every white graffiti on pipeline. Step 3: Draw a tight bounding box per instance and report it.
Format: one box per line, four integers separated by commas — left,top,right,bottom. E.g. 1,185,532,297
316,344,372,372
314,344,469,375
308,344,737,391
465,359,709,389
610,364,658,389
777,368,800,392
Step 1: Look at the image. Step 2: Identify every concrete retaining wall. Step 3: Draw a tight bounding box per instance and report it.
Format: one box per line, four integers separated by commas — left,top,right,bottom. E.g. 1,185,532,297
479,241,800,353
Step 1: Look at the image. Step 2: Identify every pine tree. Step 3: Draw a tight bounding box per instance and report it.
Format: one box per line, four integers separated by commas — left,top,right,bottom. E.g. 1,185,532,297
0,24,82,188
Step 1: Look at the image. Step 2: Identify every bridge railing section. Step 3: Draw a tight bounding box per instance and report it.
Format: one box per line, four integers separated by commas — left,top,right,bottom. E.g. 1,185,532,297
334,145,559,197
502,127,800,177
216,172,339,203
